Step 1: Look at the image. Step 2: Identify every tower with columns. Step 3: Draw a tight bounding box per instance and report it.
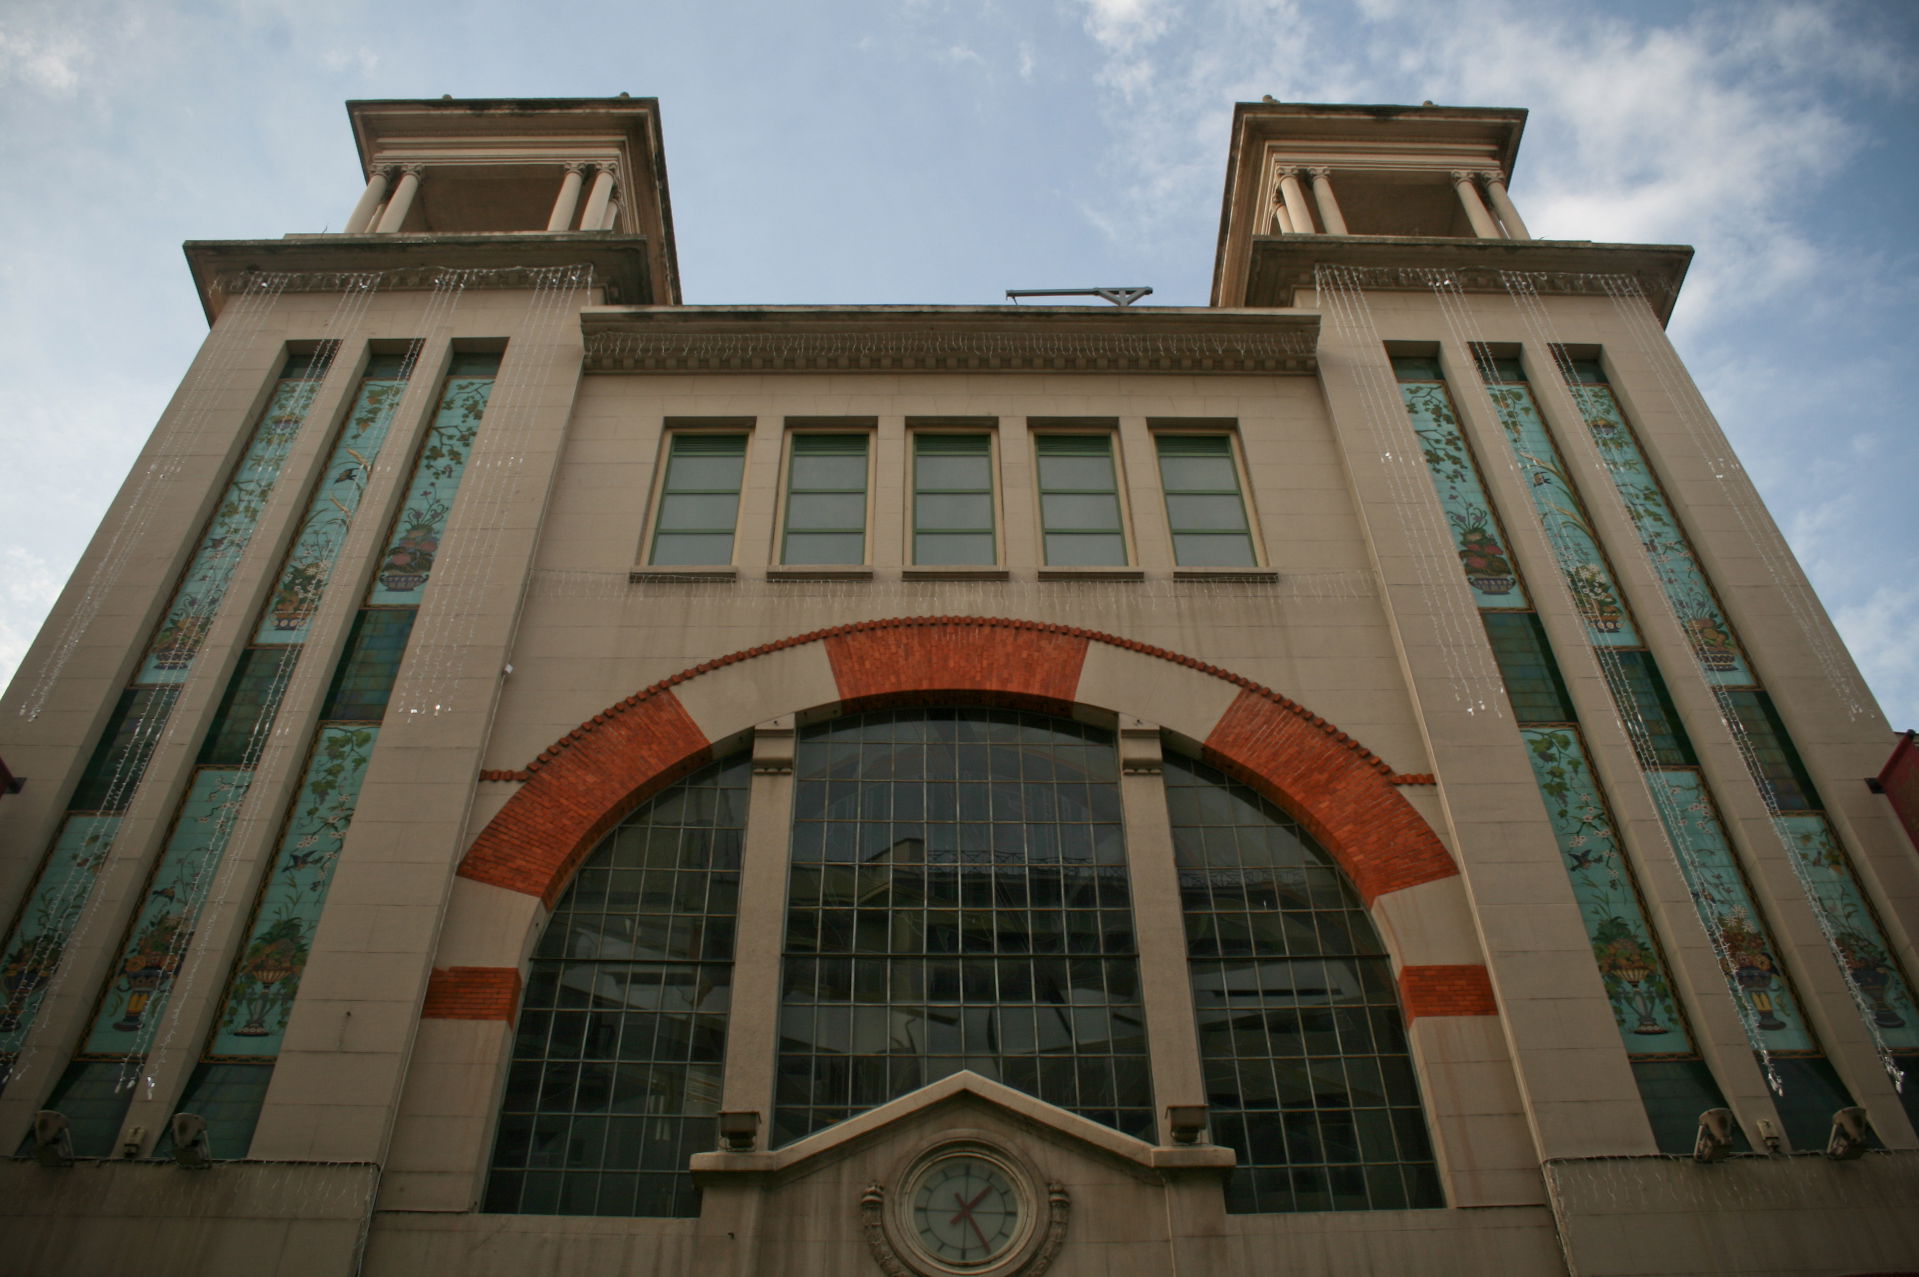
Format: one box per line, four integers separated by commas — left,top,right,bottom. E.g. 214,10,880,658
0,96,1914,1277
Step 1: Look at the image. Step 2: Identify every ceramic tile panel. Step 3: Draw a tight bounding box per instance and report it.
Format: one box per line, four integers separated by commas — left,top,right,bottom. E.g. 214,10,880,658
209,725,380,1057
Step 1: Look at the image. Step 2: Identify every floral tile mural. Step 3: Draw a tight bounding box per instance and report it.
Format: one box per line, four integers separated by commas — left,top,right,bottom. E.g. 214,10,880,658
368,374,493,604
1643,770,1814,1051
211,725,377,1057
0,816,121,1053
1567,384,1754,684
139,378,323,682
254,375,408,645
1520,728,1691,1053
1483,383,1641,647
1397,381,1531,609
85,769,253,1054
1777,814,1919,1049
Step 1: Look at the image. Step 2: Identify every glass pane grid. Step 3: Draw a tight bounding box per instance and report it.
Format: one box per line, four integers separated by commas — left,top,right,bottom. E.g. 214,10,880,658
1156,435,1254,567
1481,613,1575,725
73,688,179,811
783,434,869,564
1168,755,1442,1214
486,756,749,1218
651,434,748,565
320,608,417,722
1035,436,1125,566
777,709,1152,1145
914,435,995,565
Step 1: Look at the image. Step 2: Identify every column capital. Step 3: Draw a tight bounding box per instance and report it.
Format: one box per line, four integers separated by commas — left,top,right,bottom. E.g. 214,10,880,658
560,160,590,176
1273,163,1302,177
1478,170,1509,186
399,163,427,179
1449,169,1477,184
1306,165,1333,179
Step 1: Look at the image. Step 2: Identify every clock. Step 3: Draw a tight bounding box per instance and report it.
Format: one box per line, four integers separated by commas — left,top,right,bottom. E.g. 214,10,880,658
863,1138,1068,1277
905,1152,1024,1267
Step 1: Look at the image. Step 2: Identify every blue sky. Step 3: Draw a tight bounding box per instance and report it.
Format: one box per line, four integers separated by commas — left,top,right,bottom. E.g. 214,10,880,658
2,0,1914,729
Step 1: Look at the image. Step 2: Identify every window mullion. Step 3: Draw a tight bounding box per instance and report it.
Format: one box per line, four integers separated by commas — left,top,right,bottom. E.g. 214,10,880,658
714,717,798,1142
1113,720,1207,1144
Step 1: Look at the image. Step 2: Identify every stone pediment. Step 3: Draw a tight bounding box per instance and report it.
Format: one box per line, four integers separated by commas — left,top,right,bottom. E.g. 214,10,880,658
690,1070,1232,1187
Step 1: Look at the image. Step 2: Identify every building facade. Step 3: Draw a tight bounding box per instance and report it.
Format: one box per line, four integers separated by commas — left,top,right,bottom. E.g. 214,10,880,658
1,96,1916,1276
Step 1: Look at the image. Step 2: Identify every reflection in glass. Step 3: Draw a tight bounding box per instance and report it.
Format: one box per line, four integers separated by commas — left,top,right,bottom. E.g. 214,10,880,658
485,756,749,1217
1168,754,1442,1213
777,708,1153,1144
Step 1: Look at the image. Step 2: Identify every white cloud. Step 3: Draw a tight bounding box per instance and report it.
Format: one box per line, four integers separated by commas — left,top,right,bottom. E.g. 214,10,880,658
1017,39,1036,81
1077,0,1180,54
1835,584,1919,729
0,547,64,695
0,26,90,92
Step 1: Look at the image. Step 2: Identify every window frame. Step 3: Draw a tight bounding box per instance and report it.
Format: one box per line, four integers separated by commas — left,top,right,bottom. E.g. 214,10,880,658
777,427,875,566
1031,429,1133,568
645,428,753,567
908,430,1001,567
1151,429,1262,568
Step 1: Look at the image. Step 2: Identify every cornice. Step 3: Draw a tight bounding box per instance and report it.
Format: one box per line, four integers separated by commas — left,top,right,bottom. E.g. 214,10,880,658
580,306,1320,375
181,233,661,322
1240,235,1693,322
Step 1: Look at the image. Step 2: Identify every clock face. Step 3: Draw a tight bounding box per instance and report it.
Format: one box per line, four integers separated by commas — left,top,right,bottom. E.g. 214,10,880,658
906,1153,1025,1268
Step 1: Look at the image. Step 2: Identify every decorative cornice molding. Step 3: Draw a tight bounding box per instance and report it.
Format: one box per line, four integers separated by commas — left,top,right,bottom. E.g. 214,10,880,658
1240,241,1693,324
583,325,1317,375
209,263,594,297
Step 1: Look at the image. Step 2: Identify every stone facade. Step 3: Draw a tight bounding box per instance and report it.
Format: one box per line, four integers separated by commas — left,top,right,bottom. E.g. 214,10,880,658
0,97,1915,1277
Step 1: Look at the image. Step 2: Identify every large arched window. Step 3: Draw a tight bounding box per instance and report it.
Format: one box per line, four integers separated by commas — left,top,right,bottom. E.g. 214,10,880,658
776,708,1154,1143
481,708,1444,1219
1167,754,1443,1212
484,755,749,1218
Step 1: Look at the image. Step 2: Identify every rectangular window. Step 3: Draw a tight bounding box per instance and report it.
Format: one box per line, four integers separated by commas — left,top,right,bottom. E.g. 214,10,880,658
1035,434,1126,566
650,433,748,565
1613,651,1697,767
1481,613,1575,723
781,433,870,564
912,434,995,565
1726,690,1821,812
1155,435,1256,566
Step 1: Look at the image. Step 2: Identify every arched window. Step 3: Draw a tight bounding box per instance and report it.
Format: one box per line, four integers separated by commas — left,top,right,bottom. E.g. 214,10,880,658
776,708,1154,1143
1167,754,1443,1212
481,709,1443,1219
484,755,749,1218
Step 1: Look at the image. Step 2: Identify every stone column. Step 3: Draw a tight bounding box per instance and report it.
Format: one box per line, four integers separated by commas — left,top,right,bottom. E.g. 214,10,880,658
1113,718,1207,1144
1481,171,1532,241
545,161,588,231
1277,167,1316,234
375,164,424,233
603,196,622,231
715,717,797,1146
580,163,618,231
342,166,392,234
1307,166,1349,235
1271,185,1296,234
1450,170,1502,239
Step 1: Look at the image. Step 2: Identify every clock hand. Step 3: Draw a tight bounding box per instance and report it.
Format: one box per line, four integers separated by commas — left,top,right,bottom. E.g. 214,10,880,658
950,1187,993,1250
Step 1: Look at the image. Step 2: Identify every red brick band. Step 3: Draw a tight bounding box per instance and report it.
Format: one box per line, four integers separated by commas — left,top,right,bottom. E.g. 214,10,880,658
1205,691,1456,905
456,617,1457,917
461,692,711,906
422,966,524,1021
1398,964,1498,1020
827,621,1087,712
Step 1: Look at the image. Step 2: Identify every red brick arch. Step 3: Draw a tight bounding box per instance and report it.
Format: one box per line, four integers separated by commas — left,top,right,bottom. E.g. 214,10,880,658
458,616,1456,909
